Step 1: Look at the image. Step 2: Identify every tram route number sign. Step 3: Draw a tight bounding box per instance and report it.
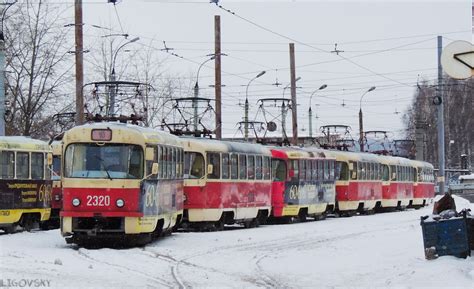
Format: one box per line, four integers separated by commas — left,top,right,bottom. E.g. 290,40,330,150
441,40,474,80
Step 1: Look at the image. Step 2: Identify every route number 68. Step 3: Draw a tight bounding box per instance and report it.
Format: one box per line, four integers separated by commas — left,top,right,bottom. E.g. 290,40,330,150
86,195,110,206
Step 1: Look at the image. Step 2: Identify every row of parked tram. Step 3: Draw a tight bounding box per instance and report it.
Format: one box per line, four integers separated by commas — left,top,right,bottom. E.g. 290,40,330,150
0,122,435,246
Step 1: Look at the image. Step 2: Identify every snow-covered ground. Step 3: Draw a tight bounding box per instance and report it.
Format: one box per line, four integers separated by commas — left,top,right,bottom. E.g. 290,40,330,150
1,197,473,289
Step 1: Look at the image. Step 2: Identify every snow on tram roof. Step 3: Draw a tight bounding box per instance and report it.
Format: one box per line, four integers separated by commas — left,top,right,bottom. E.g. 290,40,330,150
181,137,271,155
64,122,181,146
0,136,50,150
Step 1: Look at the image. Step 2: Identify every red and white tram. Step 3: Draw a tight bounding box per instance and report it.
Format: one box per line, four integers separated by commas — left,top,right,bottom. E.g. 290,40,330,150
411,159,435,208
316,150,384,215
379,156,415,209
60,122,183,246
182,138,272,230
270,147,336,221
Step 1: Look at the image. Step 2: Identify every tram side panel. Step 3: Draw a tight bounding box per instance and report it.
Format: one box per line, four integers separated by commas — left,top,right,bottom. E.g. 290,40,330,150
271,148,336,219
0,180,52,230
0,138,53,231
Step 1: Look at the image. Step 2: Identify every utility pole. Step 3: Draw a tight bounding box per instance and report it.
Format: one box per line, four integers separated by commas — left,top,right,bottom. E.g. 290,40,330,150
436,35,446,194
214,15,222,139
281,101,287,139
289,43,298,145
244,98,249,140
75,0,84,125
0,4,5,135
308,107,313,138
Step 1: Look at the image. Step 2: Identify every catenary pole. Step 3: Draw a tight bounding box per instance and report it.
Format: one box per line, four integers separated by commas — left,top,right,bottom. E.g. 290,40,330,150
214,15,222,139
74,0,84,125
436,35,446,195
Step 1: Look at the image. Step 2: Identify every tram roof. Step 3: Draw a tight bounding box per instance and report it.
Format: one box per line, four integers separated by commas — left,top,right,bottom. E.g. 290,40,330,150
270,146,330,159
0,136,50,151
181,137,271,155
404,158,434,169
63,122,182,147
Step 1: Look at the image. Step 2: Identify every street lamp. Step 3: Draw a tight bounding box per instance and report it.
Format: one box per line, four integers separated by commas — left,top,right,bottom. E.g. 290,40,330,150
244,71,266,140
308,84,327,138
109,36,140,116
358,86,376,152
282,76,301,97
193,55,215,131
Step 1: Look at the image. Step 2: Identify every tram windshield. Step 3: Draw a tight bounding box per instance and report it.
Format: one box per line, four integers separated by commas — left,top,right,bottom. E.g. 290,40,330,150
184,152,205,179
64,144,144,179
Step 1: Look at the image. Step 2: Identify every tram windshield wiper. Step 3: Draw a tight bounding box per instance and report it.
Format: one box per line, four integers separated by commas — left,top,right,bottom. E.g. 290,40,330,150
94,154,113,180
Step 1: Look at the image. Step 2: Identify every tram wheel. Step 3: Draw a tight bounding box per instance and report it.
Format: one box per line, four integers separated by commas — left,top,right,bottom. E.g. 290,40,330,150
214,219,225,231
298,210,308,222
20,214,39,231
4,225,17,234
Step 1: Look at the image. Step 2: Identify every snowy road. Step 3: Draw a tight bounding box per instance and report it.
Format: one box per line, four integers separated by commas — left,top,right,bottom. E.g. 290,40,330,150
1,197,473,289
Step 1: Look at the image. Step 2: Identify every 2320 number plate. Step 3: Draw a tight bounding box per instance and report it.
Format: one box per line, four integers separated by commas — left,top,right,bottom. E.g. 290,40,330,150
86,195,110,206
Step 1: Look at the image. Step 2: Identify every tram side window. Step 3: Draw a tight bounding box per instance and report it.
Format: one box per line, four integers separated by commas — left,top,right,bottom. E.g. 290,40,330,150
311,160,317,180
350,161,357,180
158,146,164,179
248,155,255,179
358,162,364,180
305,160,311,181
176,149,182,178
171,148,176,178
230,154,238,180
337,161,349,181
324,160,330,180
291,160,299,178
31,152,44,180
329,160,335,180
239,154,247,180
161,147,168,179
167,147,173,179
184,151,205,179
317,160,323,180
299,159,306,180
128,146,144,179
255,156,263,180
207,153,220,179
44,154,51,180
263,157,271,180
382,165,389,181
222,153,230,179
272,159,286,182
391,165,397,181
146,146,158,180
17,152,30,179
1,151,15,179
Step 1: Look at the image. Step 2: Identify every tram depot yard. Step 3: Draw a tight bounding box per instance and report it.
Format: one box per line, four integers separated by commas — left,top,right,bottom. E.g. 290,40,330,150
1,195,473,289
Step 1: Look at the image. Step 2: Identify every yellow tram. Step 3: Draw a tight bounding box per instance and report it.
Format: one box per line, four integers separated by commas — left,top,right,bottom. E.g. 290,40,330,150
0,137,52,232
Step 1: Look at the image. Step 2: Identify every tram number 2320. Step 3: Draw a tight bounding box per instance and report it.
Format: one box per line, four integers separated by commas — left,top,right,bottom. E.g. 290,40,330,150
86,195,111,206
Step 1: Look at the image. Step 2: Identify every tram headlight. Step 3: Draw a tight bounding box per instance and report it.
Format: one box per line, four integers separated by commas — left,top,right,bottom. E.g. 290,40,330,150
72,198,80,207
116,199,125,208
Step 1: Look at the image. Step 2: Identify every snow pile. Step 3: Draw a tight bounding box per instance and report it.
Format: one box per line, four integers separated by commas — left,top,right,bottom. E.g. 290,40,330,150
0,196,472,288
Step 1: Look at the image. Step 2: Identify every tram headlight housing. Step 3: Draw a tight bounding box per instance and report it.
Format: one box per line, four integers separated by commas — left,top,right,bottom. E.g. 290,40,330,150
72,198,80,207
116,199,125,208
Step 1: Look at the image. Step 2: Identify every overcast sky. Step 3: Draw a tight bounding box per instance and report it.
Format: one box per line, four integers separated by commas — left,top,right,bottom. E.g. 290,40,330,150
73,0,472,139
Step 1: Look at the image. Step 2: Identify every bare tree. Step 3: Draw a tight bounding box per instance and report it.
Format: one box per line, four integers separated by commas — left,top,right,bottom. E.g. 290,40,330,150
4,0,72,137
404,77,474,170
84,35,194,127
